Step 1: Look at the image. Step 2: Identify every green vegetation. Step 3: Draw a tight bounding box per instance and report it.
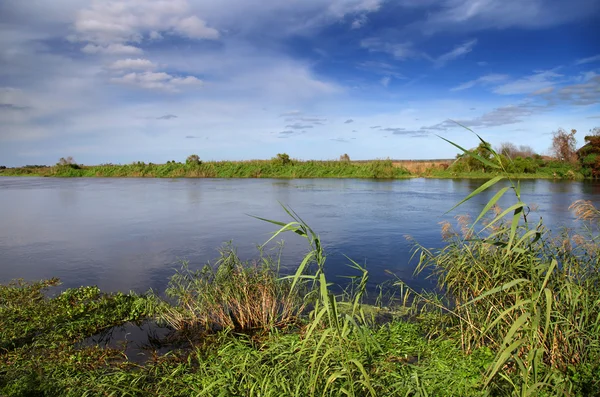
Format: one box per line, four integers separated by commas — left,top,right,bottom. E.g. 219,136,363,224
0,157,411,179
4,127,600,180
2,133,600,396
577,127,600,178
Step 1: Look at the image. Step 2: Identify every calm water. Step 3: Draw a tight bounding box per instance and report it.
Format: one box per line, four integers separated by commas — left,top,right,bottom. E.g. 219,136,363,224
1,177,599,294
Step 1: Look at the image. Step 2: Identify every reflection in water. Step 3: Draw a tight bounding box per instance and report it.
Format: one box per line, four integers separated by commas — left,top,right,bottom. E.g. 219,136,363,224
0,177,598,294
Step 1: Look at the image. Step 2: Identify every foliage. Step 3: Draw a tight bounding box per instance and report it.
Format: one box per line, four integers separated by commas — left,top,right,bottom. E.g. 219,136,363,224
497,142,536,159
405,130,600,396
161,245,305,332
0,159,412,179
578,128,600,178
451,142,495,173
551,128,578,163
339,153,351,162
55,156,81,170
185,154,202,166
272,153,292,166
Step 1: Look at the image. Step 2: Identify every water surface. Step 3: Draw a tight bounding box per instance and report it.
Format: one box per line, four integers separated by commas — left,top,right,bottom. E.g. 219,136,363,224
1,177,599,293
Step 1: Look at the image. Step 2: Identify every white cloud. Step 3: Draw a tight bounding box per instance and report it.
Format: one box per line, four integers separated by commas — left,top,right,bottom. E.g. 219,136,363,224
108,58,156,70
493,70,563,95
82,43,143,55
451,73,509,91
174,16,220,39
434,39,477,68
73,0,219,46
575,54,600,65
351,14,368,29
110,71,202,91
380,76,391,87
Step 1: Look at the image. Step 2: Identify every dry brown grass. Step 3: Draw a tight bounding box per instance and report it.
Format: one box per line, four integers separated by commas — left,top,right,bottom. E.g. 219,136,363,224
392,160,451,174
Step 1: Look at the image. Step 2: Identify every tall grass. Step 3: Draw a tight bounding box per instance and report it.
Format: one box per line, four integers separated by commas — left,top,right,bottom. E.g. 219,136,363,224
401,130,600,395
161,245,306,332
0,159,411,179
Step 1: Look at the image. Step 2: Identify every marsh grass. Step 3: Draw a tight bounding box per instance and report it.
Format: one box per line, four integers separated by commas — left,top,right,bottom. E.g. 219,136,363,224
396,129,600,396
0,159,411,179
161,245,307,333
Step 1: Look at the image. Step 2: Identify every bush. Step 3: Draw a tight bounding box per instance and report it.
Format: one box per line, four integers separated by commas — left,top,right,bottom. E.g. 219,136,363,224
0,166,6,170
186,154,202,165
272,153,292,166
56,157,80,169
507,156,539,173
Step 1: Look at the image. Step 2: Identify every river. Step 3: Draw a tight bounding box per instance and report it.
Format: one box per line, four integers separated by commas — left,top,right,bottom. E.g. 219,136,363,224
1,177,599,293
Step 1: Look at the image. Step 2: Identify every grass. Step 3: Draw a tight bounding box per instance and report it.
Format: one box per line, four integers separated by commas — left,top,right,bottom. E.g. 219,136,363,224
0,159,411,179
1,133,599,396
0,157,585,179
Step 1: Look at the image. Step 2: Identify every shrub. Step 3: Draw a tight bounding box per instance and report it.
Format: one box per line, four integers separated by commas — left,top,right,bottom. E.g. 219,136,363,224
186,154,202,165
272,153,292,166
56,157,80,169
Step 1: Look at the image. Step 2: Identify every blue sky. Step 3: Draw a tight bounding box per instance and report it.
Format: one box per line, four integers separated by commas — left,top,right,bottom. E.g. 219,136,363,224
0,0,599,166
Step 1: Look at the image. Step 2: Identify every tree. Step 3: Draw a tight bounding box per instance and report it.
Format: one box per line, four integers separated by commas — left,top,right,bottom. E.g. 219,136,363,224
578,127,600,178
273,153,291,165
551,128,577,163
498,142,518,159
497,142,536,159
57,156,75,166
186,154,202,165
339,153,350,162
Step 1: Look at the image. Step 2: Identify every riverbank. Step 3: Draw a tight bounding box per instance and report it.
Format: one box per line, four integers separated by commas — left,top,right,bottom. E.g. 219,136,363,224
2,197,599,396
0,158,586,180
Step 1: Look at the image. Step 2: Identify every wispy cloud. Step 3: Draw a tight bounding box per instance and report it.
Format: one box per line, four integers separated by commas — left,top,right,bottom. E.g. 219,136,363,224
382,127,406,133
351,14,368,29
157,114,177,120
108,58,156,70
451,73,509,91
493,70,563,95
110,72,202,92
285,123,314,129
356,61,404,79
360,38,416,60
575,54,600,65
434,39,477,68
344,119,354,124
82,44,143,55
418,0,600,33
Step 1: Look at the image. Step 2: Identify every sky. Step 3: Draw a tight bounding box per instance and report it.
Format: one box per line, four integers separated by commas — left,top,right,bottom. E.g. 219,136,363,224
0,0,599,166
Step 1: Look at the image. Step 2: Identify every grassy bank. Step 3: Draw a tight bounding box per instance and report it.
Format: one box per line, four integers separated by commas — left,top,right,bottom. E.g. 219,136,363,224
1,158,587,180
0,159,412,179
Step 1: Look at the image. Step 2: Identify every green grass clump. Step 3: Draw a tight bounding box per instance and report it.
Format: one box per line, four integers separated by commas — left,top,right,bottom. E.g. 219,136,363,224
161,246,306,332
